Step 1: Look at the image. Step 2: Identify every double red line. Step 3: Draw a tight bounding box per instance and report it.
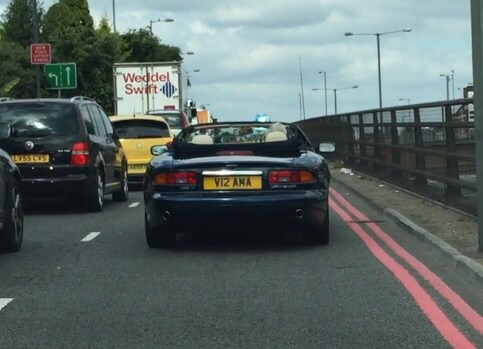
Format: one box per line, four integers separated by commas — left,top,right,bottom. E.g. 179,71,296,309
330,187,483,349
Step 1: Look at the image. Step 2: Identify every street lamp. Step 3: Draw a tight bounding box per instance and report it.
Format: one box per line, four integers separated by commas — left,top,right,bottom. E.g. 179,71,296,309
440,71,455,100
112,0,116,33
149,18,174,35
440,73,451,100
344,29,412,109
186,69,199,87
398,98,410,105
312,85,358,115
318,71,328,116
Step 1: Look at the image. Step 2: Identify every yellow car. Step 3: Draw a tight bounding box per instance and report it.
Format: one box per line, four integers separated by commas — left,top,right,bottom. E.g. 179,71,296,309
109,114,173,182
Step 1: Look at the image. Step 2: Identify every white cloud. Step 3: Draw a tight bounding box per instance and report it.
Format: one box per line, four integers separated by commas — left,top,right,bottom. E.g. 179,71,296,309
0,0,475,121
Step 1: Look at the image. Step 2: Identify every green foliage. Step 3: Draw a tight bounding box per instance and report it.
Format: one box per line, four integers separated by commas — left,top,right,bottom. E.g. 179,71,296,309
1,0,43,47
0,0,183,108
0,41,44,98
120,29,182,62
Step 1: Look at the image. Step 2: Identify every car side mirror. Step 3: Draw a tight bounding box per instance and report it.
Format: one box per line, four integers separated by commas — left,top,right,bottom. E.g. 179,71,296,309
0,122,12,139
151,145,168,156
319,142,336,153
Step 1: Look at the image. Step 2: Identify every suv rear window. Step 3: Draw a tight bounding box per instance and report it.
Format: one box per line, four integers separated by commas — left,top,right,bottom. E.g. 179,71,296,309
0,102,79,137
113,119,171,138
147,112,182,128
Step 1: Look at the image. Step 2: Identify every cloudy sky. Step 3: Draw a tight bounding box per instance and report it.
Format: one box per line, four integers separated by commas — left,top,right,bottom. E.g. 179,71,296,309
1,0,476,122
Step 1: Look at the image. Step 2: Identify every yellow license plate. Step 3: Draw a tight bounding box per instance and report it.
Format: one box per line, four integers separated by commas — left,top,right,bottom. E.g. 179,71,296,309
129,164,147,171
12,154,49,164
203,176,262,190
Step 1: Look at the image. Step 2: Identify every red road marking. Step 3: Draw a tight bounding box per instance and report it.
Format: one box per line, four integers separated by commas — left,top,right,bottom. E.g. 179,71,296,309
330,188,483,335
330,199,476,349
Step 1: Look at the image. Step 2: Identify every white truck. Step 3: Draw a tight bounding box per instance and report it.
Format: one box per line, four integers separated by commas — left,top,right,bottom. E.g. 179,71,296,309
113,61,194,117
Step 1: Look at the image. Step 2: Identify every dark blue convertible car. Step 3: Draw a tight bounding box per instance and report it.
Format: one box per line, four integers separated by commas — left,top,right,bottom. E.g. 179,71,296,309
143,121,335,248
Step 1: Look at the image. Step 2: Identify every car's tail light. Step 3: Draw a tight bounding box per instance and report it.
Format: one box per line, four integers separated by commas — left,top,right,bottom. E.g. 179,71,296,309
268,170,315,183
154,171,198,185
71,142,89,166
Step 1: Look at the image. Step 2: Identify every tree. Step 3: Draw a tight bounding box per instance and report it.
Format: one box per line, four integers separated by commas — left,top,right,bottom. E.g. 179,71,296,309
42,0,98,97
1,0,43,47
0,41,43,98
121,29,182,62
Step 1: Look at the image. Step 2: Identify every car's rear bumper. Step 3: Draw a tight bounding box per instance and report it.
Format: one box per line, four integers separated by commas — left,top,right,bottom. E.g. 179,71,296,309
20,174,90,197
145,189,329,230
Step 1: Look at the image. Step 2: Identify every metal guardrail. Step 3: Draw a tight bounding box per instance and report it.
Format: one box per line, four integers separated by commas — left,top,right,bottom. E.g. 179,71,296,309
294,98,477,215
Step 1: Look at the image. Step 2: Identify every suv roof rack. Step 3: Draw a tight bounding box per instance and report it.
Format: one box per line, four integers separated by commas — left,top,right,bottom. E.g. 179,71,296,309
71,96,95,102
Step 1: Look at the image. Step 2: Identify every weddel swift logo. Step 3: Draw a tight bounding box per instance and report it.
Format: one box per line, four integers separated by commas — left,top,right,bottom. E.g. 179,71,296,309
122,71,177,98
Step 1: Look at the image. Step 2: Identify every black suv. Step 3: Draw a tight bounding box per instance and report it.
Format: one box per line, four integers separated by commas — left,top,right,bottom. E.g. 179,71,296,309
0,97,129,212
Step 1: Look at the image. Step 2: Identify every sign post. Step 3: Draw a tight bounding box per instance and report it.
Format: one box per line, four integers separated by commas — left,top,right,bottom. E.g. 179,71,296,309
44,63,77,96
30,43,51,65
30,43,51,98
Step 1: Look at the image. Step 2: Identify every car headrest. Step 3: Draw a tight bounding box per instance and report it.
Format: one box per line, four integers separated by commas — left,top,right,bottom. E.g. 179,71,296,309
191,134,213,144
265,131,288,142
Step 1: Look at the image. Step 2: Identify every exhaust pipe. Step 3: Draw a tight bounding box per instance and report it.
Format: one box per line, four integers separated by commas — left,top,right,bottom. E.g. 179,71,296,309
295,209,305,219
162,211,171,221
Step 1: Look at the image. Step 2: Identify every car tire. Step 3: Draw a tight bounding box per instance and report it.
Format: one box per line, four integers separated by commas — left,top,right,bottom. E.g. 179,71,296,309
0,180,24,253
145,213,176,248
305,210,330,245
112,163,129,202
85,169,104,212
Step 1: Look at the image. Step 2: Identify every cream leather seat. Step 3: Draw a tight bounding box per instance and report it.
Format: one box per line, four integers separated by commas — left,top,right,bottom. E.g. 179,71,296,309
265,131,288,142
191,134,214,144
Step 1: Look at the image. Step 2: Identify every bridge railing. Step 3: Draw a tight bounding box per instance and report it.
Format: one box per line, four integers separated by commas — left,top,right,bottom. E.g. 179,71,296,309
294,98,477,214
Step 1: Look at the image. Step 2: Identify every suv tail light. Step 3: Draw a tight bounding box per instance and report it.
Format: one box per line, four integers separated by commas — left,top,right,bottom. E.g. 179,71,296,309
71,142,90,166
154,171,197,185
268,170,315,183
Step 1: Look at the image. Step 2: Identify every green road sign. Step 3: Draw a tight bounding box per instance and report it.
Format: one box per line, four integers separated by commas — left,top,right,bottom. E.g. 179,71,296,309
44,63,77,89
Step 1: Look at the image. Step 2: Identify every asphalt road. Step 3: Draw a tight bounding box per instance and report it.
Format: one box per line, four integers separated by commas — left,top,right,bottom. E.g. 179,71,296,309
0,183,482,349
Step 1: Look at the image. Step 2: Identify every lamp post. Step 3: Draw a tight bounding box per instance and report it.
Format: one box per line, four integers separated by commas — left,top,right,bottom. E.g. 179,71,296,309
318,71,328,116
440,73,451,100
149,18,174,35
344,29,412,109
312,85,358,115
399,98,411,122
186,69,200,87
112,0,116,33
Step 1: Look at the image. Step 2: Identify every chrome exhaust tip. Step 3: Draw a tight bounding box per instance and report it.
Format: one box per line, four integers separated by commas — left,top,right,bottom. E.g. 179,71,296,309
295,209,305,219
162,211,171,221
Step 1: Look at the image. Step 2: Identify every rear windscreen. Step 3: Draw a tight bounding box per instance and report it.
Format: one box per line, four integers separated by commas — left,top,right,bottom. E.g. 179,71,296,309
148,112,182,128
113,119,171,138
0,102,79,137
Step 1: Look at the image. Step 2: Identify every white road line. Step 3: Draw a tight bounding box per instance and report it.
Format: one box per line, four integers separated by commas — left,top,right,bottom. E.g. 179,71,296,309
81,232,101,242
129,202,140,208
0,298,13,311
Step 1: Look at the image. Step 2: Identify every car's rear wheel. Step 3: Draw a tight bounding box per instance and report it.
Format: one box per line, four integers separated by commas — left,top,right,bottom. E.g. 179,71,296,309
85,170,104,212
305,210,330,245
0,180,24,253
145,213,176,248
112,164,129,202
